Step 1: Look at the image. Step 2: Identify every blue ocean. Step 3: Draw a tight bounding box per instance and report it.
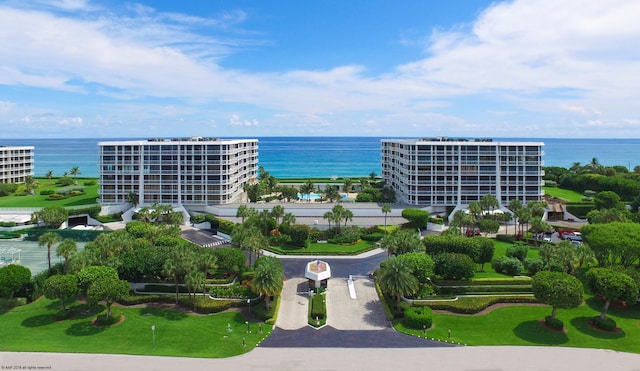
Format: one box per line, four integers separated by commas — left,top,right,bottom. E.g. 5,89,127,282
1,137,639,179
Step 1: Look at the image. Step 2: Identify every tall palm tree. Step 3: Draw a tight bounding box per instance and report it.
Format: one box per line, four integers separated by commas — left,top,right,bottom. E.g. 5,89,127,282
185,270,206,311
271,205,285,226
38,232,61,270
323,211,334,230
282,212,296,226
507,199,523,236
343,178,353,193
70,166,80,180
56,238,77,274
299,180,315,203
45,170,54,180
323,185,341,203
125,192,138,208
377,257,418,310
381,204,392,234
251,256,284,310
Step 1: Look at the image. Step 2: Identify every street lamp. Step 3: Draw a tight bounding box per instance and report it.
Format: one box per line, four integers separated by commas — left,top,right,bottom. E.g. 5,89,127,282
247,298,251,317
151,325,155,347
246,321,250,333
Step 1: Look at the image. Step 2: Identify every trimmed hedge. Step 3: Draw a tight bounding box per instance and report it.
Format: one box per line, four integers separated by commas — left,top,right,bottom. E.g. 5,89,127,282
404,306,433,329
545,315,564,330
415,295,538,314
24,228,105,242
565,204,596,219
592,316,617,331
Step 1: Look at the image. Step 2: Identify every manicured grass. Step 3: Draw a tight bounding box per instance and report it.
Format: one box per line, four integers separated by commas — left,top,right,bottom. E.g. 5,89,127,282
397,296,640,353
265,240,378,255
0,298,270,357
474,240,540,277
0,178,99,208
543,187,584,202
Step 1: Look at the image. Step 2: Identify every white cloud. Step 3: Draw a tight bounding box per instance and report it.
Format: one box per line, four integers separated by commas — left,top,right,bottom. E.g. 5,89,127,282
229,114,258,127
0,1,639,137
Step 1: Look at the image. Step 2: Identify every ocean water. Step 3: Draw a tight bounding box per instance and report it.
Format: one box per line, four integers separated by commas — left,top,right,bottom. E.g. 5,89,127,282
1,137,639,179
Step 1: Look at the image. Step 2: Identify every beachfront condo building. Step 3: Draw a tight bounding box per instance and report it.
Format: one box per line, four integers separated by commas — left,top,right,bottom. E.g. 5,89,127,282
381,137,544,207
0,146,34,184
98,137,258,206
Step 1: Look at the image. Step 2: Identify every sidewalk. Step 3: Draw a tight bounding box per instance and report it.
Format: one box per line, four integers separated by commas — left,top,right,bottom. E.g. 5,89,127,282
3,346,640,371
262,247,386,260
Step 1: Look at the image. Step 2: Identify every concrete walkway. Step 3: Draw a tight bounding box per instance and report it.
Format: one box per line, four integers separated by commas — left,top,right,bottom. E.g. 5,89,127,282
3,347,640,371
275,278,309,330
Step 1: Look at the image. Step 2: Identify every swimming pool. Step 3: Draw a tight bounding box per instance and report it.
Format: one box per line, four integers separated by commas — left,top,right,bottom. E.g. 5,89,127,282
297,193,347,200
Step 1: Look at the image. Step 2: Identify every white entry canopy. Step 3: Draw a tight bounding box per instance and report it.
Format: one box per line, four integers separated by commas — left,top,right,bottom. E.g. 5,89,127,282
305,259,331,282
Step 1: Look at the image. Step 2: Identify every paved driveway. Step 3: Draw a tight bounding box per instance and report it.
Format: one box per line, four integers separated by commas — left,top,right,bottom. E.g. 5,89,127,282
327,276,388,330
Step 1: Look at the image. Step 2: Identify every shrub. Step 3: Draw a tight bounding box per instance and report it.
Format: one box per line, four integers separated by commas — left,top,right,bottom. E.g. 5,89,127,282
524,258,544,276
288,224,310,247
56,177,74,186
0,183,18,196
434,253,475,280
545,315,564,330
361,232,384,242
492,256,524,276
496,234,516,243
211,247,246,274
0,297,27,309
269,233,292,246
402,209,430,229
506,244,529,262
592,316,617,331
95,309,122,326
40,189,55,196
68,205,102,218
404,306,433,329
415,295,539,314
423,235,481,261
406,284,436,299
83,180,97,186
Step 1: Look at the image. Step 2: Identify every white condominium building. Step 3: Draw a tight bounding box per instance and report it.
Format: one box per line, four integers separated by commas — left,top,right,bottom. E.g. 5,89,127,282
99,137,258,206
0,146,34,183
381,137,544,207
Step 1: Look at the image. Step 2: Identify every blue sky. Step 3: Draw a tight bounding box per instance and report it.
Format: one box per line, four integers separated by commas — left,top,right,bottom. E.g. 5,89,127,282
1,0,639,138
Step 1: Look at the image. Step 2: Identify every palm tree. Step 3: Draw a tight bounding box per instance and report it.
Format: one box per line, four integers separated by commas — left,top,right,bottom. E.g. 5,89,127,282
342,208,354,228
185,270,206,311
282,212,296,226
137,207,151,223
343,178,353,193
236,205,256,223
45,170,54,180
271,205,285,226
381,204,392,234
323,211,335,230
24,176,37,195
56,238,77,274
299,180,315,203
323,185,341,203
377,257,418,310
252,256,284,310
38,232,61,270
70,166,80,181
507,199,523,236
125,192,138,208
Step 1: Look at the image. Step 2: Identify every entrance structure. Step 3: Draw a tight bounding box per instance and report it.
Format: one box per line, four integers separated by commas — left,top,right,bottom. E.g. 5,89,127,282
305,260,331,289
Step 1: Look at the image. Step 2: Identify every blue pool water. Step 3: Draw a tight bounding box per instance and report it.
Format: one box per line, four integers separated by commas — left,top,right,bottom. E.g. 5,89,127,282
297,192,348,200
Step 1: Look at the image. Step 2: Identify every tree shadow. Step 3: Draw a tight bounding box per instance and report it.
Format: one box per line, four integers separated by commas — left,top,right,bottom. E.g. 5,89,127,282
570,317,626,339
362,300,388,327
22,314,55,328
139,306,187,321
513,320,569,345
65,321,106,336
585,297,640,319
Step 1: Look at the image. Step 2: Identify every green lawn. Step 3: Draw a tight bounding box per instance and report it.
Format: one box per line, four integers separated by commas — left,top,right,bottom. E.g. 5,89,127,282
397,296,640,353
543,186,584,202
0,178,99,208
265,240,378,255
0,298,270,357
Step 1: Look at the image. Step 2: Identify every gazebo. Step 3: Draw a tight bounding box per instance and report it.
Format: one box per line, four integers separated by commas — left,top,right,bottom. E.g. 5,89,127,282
305,259,331,289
